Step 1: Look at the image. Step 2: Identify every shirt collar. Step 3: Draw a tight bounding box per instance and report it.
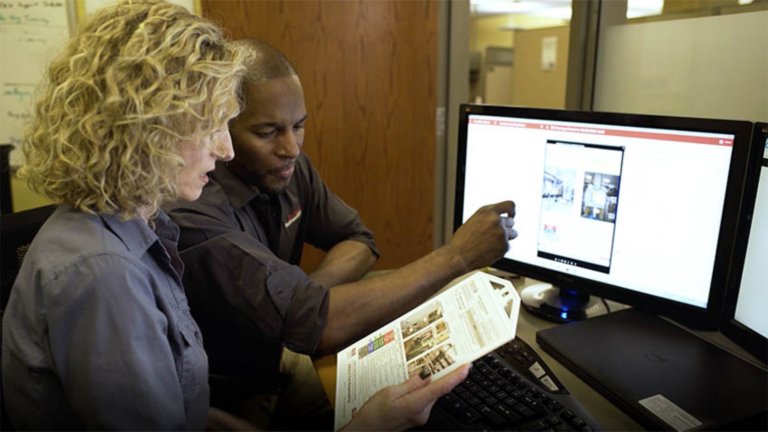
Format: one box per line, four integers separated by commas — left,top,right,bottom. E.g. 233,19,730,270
211,161,268,210
100,210,179,256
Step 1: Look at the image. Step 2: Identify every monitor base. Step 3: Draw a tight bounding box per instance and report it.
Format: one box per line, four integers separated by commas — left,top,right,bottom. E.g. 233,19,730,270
520,282,608,323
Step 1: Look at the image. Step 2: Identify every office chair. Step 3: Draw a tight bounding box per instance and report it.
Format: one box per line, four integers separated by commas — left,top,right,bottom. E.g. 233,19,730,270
0,204,57,431
1,204,56,308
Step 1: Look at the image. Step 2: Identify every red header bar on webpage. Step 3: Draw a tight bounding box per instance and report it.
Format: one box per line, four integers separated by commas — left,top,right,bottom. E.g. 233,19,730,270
469,118,734,146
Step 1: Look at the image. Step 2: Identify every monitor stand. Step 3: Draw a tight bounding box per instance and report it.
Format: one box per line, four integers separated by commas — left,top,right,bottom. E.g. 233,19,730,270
520,282,607,323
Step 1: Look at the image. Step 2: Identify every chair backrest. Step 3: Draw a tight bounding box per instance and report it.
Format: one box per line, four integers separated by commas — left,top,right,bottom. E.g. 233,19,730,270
1,204,57,310
1,204,56,431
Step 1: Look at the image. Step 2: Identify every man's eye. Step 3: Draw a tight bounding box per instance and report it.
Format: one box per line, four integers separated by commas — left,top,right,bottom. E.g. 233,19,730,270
254,129,276,139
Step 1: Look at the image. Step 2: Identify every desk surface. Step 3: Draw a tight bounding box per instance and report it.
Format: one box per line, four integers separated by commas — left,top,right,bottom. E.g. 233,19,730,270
507,276,643,431
314,271,763,431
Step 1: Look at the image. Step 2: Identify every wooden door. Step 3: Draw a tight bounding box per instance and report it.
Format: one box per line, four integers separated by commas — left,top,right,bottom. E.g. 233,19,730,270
202,0,439,270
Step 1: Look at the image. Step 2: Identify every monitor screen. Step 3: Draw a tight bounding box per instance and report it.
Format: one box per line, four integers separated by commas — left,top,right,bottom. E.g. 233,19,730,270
721,122,768,364
454,104,753,329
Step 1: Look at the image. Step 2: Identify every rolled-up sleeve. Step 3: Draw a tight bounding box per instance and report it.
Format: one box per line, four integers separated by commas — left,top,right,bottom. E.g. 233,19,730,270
174,214,329,355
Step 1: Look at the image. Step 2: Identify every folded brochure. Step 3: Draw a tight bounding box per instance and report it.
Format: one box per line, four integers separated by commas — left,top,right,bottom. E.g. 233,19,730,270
334,270,521,429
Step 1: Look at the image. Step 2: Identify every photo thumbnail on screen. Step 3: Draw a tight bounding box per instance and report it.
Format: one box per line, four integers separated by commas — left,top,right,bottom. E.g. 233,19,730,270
537,141,625,274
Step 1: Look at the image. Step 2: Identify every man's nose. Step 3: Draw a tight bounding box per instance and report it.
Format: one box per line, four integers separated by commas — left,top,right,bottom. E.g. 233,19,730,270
276,130,300,159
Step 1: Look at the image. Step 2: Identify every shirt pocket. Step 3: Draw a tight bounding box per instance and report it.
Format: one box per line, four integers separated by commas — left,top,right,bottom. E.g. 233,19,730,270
177,323,208,398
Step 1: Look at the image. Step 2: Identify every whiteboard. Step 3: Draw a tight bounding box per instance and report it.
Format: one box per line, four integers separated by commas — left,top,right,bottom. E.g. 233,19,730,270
80,0,196,16
0,0,73,166
0,0,198,167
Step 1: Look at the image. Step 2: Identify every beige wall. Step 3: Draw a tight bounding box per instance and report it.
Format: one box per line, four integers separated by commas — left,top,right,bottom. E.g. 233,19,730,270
512,26,570,109
470,16,515,104
11,174,53,212
471,15,515,52
469,16,570,109
662,0,739,14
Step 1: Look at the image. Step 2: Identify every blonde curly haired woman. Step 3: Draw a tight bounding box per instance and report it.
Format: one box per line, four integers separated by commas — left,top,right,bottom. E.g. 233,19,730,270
1,1,247,429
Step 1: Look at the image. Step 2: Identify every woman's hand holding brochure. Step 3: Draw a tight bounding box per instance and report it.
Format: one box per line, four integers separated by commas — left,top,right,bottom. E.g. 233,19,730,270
334,271,521,430
340,364,471,431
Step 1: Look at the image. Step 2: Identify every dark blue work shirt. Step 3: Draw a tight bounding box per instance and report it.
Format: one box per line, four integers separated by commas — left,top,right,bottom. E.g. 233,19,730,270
2,205,208,430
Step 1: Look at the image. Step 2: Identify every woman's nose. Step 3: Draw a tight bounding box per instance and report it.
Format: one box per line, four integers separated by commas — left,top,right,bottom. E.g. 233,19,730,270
213,129,235,162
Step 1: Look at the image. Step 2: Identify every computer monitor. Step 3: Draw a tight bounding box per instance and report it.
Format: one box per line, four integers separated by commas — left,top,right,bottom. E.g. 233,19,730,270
721,122,768,364
454,104,753,329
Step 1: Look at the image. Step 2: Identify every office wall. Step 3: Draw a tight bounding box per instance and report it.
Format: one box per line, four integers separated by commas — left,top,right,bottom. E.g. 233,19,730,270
470,15,515,52
512,26,570,109
469,15,514,104
594,11,768,121
11,176,52,211
202,0,439,270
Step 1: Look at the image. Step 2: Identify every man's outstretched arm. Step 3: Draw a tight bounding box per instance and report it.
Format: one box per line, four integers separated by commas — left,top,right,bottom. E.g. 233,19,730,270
316,200,517,355
308,240,377,288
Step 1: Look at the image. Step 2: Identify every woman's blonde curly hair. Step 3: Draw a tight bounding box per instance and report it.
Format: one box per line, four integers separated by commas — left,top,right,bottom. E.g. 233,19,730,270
19,0,248,219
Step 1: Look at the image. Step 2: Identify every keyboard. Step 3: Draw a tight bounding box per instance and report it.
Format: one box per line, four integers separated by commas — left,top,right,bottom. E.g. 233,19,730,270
420,336,599,431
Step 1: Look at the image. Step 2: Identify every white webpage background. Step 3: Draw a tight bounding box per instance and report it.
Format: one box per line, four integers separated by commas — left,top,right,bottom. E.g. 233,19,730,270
734,166,768,337
461,117,733,307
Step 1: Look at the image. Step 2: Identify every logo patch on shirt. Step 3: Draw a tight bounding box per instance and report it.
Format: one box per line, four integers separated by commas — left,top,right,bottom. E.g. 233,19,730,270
284,207,302,229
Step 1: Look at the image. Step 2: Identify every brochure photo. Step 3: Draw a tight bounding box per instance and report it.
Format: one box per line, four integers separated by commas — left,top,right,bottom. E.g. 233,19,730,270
334,271,521,430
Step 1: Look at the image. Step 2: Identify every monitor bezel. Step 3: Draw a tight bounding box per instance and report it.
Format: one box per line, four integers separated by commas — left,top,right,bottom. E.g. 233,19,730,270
720,122,768,364
453,104,754,330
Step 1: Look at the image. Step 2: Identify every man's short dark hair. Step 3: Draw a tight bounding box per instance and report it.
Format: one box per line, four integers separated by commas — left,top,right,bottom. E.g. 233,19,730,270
233,39,297,84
